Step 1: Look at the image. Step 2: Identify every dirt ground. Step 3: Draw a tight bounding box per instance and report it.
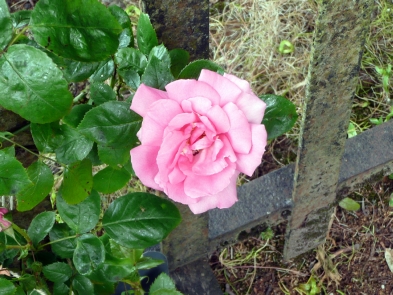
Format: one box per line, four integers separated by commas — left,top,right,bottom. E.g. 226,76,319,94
211,139,393,295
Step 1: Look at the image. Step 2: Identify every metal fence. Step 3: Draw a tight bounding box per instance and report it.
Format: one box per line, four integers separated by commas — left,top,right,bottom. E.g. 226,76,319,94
143,1,393,294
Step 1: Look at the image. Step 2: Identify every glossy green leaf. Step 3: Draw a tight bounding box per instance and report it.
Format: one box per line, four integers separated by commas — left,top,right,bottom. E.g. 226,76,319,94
90,82,116,106
63,105,93,128
30,122,62,153
0,277,16,295
97,144,130,166
86,143,102,166
178,60,224,79
259,94,298,140
149,45,171,65
56,190,100,234
0,148,31,196
109,5,134,48
53,282,70,295
339,197,360,211
0,45,73,123
137,13,158,55
136,256,163,270
14,286,26,295
119,68,140,89
114,47,147,74
73,234,105,275
11,10,31,29
54,124,94,165
93,166,131,194
89,58,115,82
31,0,122,61
141,55,174,90
109,239,143,263
169,49,190,78
49,223,77,259
78,101,142,149
87,254,135,283
0,0,12,51
61,159,93,205
19,274,36,292
43,262,73,283
102,193,181,248
62,60,100,82
16,161,54,212
27,211,55,246
72,275,94,295
149,273,182,295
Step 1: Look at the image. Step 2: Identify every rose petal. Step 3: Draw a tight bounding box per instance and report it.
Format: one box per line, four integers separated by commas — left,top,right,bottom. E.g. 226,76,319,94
131,84,168,117
216,135,237,163
168,163,186,184
188,172,239,214
199,70,242,105
166,79,221,105
206,105,230,134
222,102,252,154
236,124,267,176
165,182,198,204
236,93,266,124
184,162,236,198
192,141,228,175
130,145,161,190
182,97,212,114
224,73,252,93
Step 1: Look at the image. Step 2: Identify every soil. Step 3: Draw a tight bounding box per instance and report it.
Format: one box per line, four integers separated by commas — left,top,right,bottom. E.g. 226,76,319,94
211,157,393,294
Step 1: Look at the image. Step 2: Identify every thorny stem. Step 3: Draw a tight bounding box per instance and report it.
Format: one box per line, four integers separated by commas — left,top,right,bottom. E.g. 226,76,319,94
0,135,66,168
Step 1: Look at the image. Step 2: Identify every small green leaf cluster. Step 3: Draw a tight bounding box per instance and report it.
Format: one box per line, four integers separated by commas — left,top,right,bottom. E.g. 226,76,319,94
0,192,181,294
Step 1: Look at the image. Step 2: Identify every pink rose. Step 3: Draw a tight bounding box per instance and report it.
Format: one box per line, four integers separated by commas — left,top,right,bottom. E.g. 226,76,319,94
0,208,11,231
130,70,267,214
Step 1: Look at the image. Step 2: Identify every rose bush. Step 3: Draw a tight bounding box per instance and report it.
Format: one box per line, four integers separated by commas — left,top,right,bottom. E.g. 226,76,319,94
130,69,267,214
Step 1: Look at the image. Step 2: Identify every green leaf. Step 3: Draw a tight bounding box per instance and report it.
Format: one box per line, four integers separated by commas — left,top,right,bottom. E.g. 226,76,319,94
86,143,102,166
108,5,134,48
63,105,94,128
338,197,360,211
27,211,55,246
169,49,190,78
53,282,70,295
0,148,32,196
54,124,94,165
14,286,26,295
0,277,16,295
259,94,298,140
61,159,93,205
49,223,76,259
30,0,122,62
16,161,54,212
78,101,142,149
19,274,36,292
62,60,100,82
149,273,183,295
102,193,182,249
56,190,100,234
89,58,115,82
119,69,141,89
136,256,163,270
0,0,12,51
73,234,105,275
97,144,130,166
30,122,62,153
90,82,116,106
137,13,158,55
114,47,147,74
93,167,131,194
0,45,73,124
141,55,174,90
11,10,31,29
109,239,143,262
87,254,135,283
178,60,224,79
72,275,94,295
43,262,73,283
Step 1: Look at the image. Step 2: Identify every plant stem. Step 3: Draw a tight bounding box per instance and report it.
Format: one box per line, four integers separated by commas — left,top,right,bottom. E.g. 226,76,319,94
73,89,88,103
39,234,79,249
12,223,31,244
8,26,29,47
0,135,65,168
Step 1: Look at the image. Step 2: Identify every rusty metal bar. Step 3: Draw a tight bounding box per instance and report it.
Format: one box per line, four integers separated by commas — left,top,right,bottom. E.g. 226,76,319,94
283,0,374,260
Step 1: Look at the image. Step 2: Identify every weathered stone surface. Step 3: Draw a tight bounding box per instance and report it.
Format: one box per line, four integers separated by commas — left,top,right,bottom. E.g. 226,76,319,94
283,0,374,260
143,0,209,61
170,257,223,295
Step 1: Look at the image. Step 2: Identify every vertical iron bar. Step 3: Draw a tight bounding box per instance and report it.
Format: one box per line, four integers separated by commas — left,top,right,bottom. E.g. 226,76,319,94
283,0,373,260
